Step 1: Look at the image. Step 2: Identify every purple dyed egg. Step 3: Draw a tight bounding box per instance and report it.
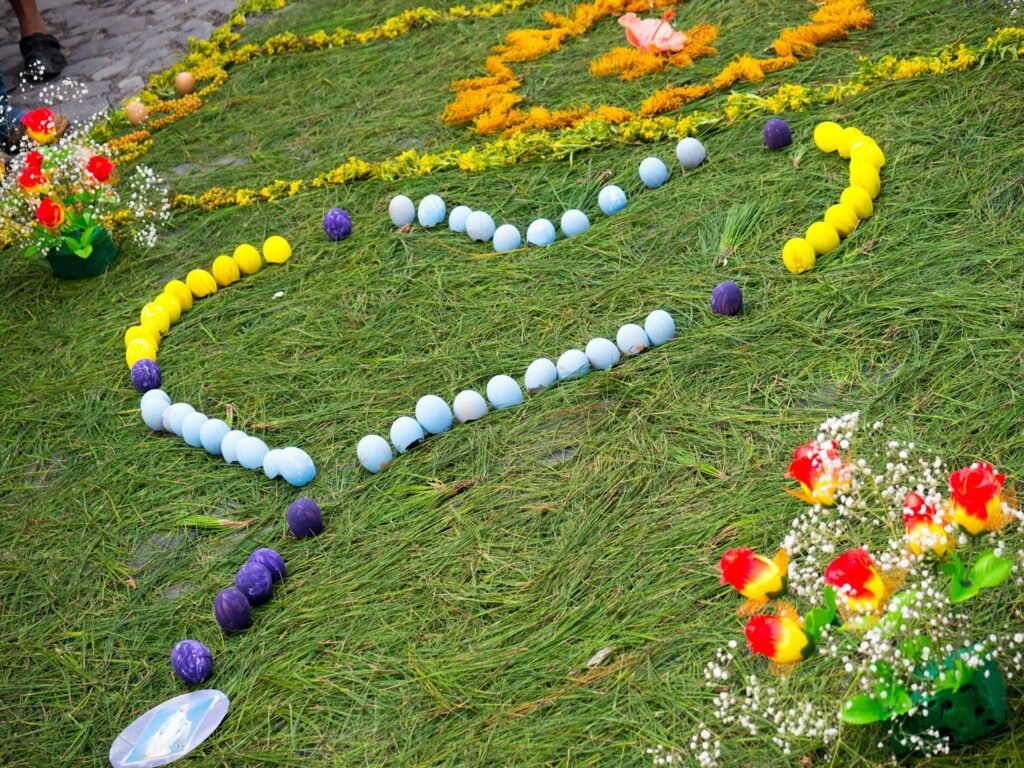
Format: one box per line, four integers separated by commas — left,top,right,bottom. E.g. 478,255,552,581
247,547,286,582
213,587,252,633
763,118,792,151
323,208,352,241
287,497,323,538
711,281,743,316
170,639,213,684
130,359,162,393
235,562,273,606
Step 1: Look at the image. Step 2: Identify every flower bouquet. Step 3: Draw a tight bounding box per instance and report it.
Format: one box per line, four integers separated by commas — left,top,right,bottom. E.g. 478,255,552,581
0,107,169,278
659,413,1022,765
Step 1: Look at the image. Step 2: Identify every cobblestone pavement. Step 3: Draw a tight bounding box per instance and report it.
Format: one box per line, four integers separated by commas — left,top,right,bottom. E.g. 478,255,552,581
2,0,236,124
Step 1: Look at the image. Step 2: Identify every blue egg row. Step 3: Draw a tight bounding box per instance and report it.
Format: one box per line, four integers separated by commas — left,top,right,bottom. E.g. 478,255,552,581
139,389,317,487
638,137,708,189
356,309,675,473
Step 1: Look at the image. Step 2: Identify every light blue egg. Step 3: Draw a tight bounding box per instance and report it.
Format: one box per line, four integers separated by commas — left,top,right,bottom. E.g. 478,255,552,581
598,185,627,215
452,390,488,423
236,436,270,470
220,430,247,464
417,194,446,227
585,338,620,370
141,388,170,408
465,211,496,242
486,375,523,409
389,195,415,227
162,403,195,436
199,418,231,455
358,434,393,472
526,218,556,246
391,416,425,454
557,349,590,380
279,447,317,487
524,358,557,394
644,309,676,346
639,157,670,189
141,397,170,431
181,412,209,448
675,137,707,170
616,323,650,356
493,224,522,253
448,205,472,233
560,209,590,238
416,394,453,434
263,448,285,479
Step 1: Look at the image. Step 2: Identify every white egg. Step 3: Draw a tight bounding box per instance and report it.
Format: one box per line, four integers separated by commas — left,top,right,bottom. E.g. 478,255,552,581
465,211,496,241
557,349,590,380
358,434,393,473
524,358,557,394
236,436,270,470
263,448,285,479
616,323,650,356
486,375,523,409
388,195,416,227
452,390,488,423
415,394,453,434
417,194,446,227
493,224,522,252
448,205,472,232
585,337,620,370
390,416,425,453
639,157,670,188
526,218,557,246
675,137,707,170
560,209,590,238
141,396,169,431
221,429,247,464
162,403,195,436
644,309,676,346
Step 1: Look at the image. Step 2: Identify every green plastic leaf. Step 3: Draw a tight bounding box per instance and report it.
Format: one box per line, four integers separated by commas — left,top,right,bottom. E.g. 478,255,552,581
841,695,891,725
970,550,1013,590
73,245,93,259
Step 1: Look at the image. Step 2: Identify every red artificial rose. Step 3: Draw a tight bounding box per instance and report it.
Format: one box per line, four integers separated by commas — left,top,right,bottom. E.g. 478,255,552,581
25,150,44,168
18,165,48,193
36,198,65,229
21,108,58,144
87,155,115,182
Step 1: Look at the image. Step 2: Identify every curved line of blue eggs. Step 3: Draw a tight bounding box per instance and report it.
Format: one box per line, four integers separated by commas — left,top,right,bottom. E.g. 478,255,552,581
138,390,317,487
386,137,709,251
356,308,677,473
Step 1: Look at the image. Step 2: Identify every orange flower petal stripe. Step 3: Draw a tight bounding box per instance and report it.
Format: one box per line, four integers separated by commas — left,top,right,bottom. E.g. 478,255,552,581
590,23,718,80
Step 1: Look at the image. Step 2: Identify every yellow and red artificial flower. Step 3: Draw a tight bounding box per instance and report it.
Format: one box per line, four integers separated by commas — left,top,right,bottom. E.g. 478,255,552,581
902,490,954,557
785,439,851,505
21,108,60,145
719,547,789,612
86,155,115,183
824,549,888,616
744,603,811,665
35,198,65,229
948,461,1008,535
17,164,48,195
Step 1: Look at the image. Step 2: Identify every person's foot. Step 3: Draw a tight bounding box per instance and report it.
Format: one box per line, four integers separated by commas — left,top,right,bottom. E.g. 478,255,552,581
1,120,26,155
19,33,67,81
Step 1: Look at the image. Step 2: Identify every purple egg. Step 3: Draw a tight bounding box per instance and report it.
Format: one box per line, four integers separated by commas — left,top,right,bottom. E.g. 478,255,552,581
323,208,352,241
171,639,213,684
213,587,252,633
235,562,273,606
247,547,286,583
287,497,323,538
763,118,792,151
130,359,162,393
711,281,744,316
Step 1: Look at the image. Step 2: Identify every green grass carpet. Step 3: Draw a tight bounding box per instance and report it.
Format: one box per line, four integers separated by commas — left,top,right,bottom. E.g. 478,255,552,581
2,0,1024,765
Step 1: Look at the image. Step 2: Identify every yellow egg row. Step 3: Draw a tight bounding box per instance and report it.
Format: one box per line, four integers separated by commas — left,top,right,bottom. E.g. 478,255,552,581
782,122,886,275
124,236,293,368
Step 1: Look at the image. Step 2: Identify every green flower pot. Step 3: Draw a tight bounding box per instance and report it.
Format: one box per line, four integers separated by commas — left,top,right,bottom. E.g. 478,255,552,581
44,226,119,279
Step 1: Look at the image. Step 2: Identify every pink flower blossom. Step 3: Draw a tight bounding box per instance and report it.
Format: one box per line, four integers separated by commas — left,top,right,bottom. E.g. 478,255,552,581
619,10,687,53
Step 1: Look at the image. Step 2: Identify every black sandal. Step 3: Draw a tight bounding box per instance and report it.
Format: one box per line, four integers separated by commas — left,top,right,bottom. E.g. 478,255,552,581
19,33,67,82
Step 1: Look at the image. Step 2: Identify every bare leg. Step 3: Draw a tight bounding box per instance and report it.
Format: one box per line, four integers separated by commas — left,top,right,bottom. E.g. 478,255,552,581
9,0,51,37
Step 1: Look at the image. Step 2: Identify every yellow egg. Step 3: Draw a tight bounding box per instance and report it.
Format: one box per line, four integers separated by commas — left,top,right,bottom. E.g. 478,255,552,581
850,138,886,170
782,237,817,274
212,254,241,287
262,235,292,264
174,71,196,95
126,338,157,369
164,279,193,311
813,121,843,153
153,293,182,324
824,204,860,238
125,324,160,350
186,269,218,299
125,100,148,125
805,221,841,255
850,161,881,199
140,302,171,336
836,127,864,159
232,243,262,275
841,185,874,219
